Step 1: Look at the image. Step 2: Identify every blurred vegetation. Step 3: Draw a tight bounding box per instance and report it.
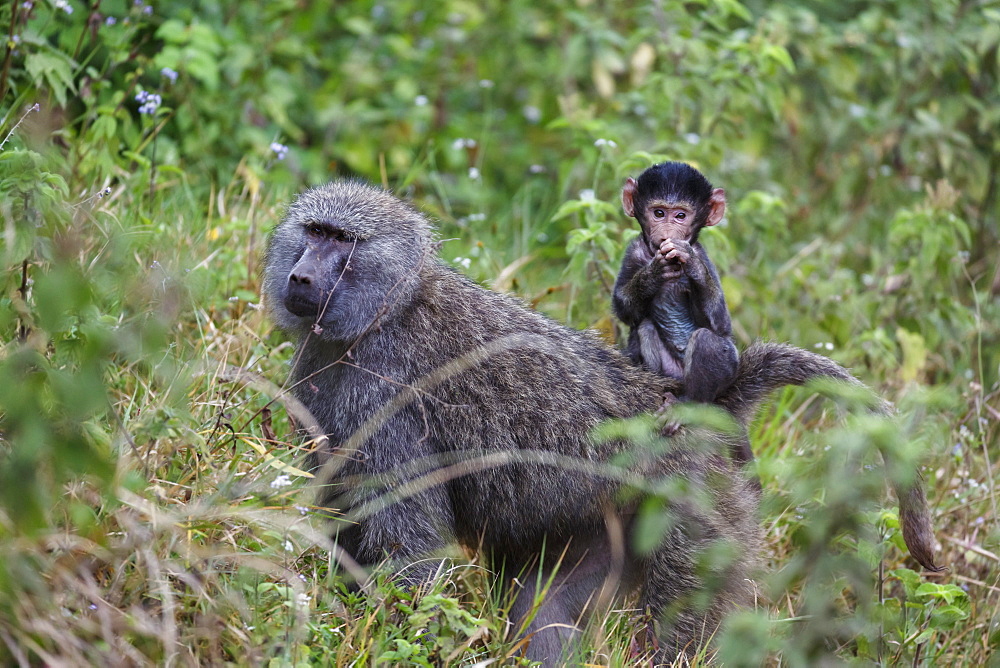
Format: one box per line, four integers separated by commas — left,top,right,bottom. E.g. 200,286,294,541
1,0,998,664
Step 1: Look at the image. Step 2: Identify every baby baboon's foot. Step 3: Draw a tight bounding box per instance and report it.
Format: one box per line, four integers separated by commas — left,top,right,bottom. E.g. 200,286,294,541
656,391,682,436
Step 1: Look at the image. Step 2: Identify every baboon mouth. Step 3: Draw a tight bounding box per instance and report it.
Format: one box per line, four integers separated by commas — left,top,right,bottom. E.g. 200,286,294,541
284,295,322,318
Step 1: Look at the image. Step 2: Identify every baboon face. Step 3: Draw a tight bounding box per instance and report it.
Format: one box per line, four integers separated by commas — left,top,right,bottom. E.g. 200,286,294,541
263,180,432,341
621,162,726,251
282,220,360,319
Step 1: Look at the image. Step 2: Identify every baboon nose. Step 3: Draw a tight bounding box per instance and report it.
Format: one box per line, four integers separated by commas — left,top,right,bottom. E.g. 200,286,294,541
285,272,323,317
289,270,312,285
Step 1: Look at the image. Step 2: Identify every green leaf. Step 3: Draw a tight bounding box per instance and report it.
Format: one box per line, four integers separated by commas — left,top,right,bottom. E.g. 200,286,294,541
931,604,970,629
896,328,927,384
24,50,77,108
889,568,923,598
551,199,588,221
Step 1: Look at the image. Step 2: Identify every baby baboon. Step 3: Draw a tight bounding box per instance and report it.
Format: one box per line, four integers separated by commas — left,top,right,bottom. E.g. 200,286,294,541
614,162,750,465
262,181,939,665
614,162,737,404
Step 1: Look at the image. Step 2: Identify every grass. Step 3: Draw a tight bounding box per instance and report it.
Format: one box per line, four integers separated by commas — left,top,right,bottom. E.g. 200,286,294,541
2,0,998,661
0,174,996,666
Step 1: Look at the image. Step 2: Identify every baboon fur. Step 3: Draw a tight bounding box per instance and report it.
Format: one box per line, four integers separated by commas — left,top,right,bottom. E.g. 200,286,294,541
262,180,937,665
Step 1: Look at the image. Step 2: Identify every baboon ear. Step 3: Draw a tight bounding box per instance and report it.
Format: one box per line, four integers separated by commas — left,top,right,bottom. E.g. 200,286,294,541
705,188,726,226
622,178,638,217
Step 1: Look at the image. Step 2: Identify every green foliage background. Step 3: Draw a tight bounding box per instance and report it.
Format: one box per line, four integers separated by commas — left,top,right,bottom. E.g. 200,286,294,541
1,0,998,664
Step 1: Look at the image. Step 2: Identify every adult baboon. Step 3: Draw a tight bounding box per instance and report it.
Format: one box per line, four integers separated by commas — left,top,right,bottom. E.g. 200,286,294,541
262,180,938,664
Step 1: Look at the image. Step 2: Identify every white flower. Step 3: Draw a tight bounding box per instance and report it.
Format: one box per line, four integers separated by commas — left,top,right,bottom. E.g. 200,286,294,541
270,474,292,489
578,189,596,203
522,106,541,123
269,142,289,160
468,167,480,180
414,95,429,106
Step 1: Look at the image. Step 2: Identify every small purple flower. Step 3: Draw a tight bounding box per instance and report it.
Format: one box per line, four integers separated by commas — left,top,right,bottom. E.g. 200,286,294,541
135,90,161,115
21,1,34,9
160,67,178,83
105,16,116,25
270,142,289,160
54,0,73,14
142,5,152,14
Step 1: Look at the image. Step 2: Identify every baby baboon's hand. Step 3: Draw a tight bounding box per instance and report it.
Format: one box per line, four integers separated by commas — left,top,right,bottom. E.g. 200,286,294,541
656,239,691,279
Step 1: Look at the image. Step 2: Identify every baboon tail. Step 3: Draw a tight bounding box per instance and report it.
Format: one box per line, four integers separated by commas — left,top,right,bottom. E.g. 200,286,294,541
718,341,942,573
716,341,877,424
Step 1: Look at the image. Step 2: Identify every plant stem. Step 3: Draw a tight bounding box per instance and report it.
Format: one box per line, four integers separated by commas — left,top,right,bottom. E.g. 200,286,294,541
0,1,19,102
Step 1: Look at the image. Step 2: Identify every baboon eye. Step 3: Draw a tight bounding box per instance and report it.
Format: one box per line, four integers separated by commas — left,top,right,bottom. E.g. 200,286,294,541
305,222,357,243
653,208,665,218
330,229,356,243
675,211,686,220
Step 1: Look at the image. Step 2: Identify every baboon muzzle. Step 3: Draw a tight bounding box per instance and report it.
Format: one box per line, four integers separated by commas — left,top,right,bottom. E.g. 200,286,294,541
285,260,325,317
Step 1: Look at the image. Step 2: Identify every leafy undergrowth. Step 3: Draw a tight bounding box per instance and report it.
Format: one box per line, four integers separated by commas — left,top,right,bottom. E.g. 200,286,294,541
0,171,995,667
2,0,999,665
